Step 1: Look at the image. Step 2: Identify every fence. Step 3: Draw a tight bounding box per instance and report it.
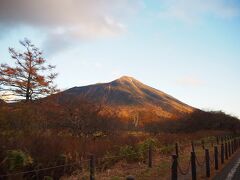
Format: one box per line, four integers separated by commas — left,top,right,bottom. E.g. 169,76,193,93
0,135,240,179
172,135,240,180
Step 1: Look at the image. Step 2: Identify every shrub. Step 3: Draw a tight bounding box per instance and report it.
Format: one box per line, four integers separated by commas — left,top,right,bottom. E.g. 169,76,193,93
119,145,138,163
117,138,158,163
98,151,119,170
159,144,175,155
137,138,157,161
6,150,33,171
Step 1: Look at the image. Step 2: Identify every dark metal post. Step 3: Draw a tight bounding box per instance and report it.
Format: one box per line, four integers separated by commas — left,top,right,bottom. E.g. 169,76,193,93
191,141,195,152
233,140,235,153
228,142,231,157
233,139,235,153
148,145,152,168
233,139,235,152
172,155,178,180
89,155,95,180
234,139,237,151
234,139,236,151
236,138,238,149
205,149,210,178
175,143,179,158
221,143,224,164
201,140,205,150
214,146,219,170
191,152,197,180
225,142,228,160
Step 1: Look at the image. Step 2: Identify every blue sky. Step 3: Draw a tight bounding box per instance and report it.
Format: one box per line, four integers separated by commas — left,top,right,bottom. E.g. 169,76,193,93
0,0,240,117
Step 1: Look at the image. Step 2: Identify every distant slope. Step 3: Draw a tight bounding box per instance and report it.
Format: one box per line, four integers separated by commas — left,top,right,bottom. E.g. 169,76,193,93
61,76,195,123
144,110,240,133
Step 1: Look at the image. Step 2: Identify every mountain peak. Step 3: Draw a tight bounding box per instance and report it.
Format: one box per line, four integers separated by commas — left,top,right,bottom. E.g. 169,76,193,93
63,76,194,122
118,76,135,81
114,76,138,84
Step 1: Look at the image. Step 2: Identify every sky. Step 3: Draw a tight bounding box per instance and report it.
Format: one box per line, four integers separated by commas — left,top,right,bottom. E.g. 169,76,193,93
0,0,240,118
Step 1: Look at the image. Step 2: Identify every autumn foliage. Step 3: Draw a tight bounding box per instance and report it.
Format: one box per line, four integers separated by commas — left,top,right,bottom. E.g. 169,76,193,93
0,38,58,102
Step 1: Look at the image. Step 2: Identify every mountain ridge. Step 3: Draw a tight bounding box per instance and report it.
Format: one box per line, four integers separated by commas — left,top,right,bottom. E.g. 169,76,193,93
61,76,195,122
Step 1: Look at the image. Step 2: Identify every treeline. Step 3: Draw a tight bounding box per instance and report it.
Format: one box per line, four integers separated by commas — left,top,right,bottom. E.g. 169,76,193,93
0,97,124,136
144,110,240,134
1,99,240,135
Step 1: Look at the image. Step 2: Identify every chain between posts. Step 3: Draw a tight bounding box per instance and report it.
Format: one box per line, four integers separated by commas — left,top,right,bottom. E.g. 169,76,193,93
0,159,90,178
177,159,191,175
209,155,214,164
195,155,205,167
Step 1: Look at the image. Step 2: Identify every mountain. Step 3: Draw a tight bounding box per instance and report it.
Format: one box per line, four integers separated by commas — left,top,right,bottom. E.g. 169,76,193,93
60,76,195,123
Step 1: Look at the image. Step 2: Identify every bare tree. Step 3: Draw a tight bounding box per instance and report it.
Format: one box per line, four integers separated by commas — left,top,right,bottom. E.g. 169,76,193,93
0,38,58,102
58,95,122,136
63,97,102,136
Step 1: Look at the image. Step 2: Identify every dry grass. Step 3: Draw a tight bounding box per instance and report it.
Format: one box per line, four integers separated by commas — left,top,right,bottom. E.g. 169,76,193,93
61,130,231,180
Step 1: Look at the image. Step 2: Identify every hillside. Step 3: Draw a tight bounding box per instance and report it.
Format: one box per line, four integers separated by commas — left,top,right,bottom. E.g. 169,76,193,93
61,76,195,123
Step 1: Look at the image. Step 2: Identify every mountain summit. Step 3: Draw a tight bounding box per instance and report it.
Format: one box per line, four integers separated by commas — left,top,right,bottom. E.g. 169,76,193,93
62,76,194,122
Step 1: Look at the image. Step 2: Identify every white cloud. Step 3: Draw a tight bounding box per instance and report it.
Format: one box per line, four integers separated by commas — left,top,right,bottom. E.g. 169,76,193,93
0,0,141,55
158,0,240,23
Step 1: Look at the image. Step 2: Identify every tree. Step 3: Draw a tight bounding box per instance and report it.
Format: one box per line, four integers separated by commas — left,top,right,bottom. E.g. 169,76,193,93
63,97,102,136
0,38,58,102
55,95,123,136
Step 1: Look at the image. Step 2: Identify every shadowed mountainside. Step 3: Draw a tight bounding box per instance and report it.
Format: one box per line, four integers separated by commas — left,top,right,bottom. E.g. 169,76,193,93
60,76,195,123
